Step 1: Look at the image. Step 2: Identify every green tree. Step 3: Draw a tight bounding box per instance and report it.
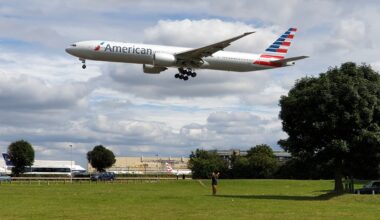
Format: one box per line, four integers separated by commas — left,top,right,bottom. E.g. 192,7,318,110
246,144,278,178
8,140,35,176
279,62,380,192
275,157,334,179
87,145,116,172
188,149,228,179
230,156,250,178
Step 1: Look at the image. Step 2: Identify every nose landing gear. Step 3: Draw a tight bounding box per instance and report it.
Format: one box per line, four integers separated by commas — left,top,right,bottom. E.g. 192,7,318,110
175,68,197,81
80,58,86,69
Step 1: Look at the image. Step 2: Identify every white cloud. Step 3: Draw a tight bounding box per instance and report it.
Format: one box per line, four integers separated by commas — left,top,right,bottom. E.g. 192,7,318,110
144,19,278,53
179,111,284,149
0,74,90,110
323,19,369,53
1,1,380,167
0,49,102,83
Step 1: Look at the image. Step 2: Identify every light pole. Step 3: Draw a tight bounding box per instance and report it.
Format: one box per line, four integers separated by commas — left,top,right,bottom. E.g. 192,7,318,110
70,144,73,183
156,154,159,181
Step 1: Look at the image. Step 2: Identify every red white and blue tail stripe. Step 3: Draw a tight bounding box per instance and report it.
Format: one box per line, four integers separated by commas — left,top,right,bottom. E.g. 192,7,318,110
264,27,297,56
254,28,299,67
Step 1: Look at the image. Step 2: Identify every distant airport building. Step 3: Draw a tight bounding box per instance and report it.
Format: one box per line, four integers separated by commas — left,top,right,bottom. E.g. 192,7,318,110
0,153,86,175
211,149,291,163
87,156,189,174
87,151,291,174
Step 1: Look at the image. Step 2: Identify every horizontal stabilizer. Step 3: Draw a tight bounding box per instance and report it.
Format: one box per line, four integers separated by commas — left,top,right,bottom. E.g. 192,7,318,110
271,56,309,64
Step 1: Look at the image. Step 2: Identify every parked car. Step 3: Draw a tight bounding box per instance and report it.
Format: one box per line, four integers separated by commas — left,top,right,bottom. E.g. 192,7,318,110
0,174,11,182
355,180,380,194
90,172,115,181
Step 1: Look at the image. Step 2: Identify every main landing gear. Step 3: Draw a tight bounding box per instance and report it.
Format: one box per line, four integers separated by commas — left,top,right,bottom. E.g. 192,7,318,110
80,58,86,69
175,68,197,81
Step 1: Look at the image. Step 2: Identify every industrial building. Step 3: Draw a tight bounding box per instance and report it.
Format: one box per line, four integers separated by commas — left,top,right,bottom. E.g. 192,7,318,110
88,156,189,174
212,149,291,163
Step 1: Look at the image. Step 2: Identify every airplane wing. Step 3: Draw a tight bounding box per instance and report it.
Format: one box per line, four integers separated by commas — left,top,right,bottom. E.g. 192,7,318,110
271,56,309,65
175,32,255,62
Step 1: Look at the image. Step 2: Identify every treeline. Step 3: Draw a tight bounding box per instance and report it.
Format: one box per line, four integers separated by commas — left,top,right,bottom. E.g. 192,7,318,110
5,140,116,176
189,63,380,184
189,144,378,179
189,144,279,179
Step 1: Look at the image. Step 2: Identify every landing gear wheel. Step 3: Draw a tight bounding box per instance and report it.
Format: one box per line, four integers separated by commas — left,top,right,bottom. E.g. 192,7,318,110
80,58,86,69
176,68,197,80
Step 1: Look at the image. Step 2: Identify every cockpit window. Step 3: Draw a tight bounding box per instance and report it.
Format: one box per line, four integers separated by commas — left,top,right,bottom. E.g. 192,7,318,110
71,44,77,47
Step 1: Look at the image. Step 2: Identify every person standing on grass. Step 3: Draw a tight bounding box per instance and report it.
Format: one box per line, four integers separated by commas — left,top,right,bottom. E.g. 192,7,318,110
211,171,220,196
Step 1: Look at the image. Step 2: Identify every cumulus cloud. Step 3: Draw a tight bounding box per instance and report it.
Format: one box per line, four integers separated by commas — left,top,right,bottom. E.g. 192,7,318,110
75,111,285,156
102,62,274,101
1,1,380,167
144,19,278,53
179,111,284,149
0,75,90,110
323,19,369,53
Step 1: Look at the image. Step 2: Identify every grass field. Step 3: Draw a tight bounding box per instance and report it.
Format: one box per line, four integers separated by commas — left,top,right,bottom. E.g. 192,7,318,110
0,179,379,219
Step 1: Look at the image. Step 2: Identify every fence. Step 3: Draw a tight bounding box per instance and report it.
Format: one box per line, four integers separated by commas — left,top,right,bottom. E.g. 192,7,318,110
0,176,184,185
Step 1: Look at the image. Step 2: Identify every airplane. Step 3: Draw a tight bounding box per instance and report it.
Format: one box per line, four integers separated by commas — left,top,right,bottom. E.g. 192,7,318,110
65,28,308,81
165,163,192,176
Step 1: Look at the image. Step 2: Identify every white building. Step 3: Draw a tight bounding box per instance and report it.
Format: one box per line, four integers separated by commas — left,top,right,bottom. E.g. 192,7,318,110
1,153,86,175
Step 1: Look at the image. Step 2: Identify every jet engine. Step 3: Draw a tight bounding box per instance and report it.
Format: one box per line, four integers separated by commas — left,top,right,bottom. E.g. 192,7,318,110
153,53,176,67
143,64,167,74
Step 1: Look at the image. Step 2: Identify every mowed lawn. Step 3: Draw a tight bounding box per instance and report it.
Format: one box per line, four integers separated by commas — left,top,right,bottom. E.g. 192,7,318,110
0,179,379,219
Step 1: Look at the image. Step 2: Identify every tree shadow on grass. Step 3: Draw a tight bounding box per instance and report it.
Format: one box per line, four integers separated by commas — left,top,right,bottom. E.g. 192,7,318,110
312,189,332,193
215,191,343,201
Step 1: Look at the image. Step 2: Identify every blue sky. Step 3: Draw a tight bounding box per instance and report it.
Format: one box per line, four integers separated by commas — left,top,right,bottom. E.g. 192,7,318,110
0,0,379,167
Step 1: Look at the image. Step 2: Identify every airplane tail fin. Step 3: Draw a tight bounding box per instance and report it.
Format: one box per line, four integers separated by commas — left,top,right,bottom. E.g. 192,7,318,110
2,153,13,166
254,28,308,66
262,27,297,59
165,163,173,172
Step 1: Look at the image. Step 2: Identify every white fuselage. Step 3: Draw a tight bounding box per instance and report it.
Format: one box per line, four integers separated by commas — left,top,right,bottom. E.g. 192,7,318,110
66,41,277,72
171,169,192,176
165,163,192,176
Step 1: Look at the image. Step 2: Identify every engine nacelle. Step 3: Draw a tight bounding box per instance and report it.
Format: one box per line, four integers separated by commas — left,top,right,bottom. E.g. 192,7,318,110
153,53,176,67
143,64,167,74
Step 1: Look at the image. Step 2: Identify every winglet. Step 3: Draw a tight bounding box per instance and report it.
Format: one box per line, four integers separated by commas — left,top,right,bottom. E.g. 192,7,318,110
175,31,256,59
228,31,255,43
244,31,255,35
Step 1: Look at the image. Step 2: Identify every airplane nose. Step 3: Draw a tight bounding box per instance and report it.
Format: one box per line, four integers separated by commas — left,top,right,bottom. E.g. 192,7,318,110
65,47,73,55
66,43,78,56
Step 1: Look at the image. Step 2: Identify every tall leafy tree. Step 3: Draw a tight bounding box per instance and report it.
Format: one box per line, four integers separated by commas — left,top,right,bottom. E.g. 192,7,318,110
230,154,250,178
275,157,334,179
8,140,35,175
188,149,228,179
87,145,116,172
279,62,380,192
246,144,278,178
